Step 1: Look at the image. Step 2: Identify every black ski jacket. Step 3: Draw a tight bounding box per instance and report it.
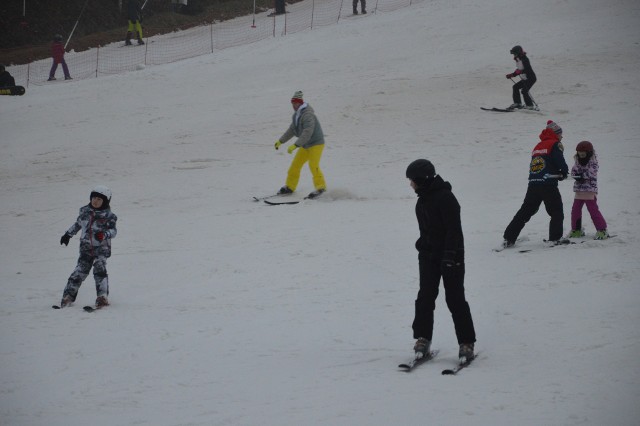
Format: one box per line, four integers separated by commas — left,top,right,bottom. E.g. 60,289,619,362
414,175,465,263
0,70,15,88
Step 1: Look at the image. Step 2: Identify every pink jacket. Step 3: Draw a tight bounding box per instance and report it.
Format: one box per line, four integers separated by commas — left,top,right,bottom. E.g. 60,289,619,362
51,41,65,63
571,153,599,193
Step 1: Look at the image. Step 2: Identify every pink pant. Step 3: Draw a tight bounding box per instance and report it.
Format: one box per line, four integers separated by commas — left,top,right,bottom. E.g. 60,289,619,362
571,197,607,231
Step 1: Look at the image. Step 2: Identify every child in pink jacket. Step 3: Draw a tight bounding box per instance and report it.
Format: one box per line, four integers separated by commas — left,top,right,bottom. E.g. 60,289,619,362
48,34,71,81
568,141,609,239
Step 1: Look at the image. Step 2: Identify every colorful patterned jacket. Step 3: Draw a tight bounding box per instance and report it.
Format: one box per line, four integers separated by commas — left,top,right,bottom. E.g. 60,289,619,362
571,154,599,193
65,205,118,257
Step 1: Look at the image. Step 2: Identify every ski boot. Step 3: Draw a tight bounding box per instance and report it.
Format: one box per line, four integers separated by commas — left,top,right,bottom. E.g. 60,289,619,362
507,103,523,110
502,239,515,249
414,338,431,359
594,229,610,240
458,343,475,363
277,186,293,195
60,295,73,308
548,238,571,246
95,296,110,308
567,229,585,238
307,188,325,199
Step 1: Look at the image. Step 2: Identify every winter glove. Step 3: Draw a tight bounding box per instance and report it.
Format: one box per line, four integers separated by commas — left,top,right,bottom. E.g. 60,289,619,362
95,231,106,241
274,140,282,150
60,233,71,246
558,173,567,181
506,73,514,79
572,173,585,183
441,251,460,269
287,144,298,154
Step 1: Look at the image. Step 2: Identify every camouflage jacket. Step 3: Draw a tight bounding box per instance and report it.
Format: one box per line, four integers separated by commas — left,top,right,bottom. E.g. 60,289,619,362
65,205,118,257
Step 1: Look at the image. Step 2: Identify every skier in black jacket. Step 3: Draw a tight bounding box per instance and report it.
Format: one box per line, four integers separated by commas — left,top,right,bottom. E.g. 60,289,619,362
506,45,537,110
406,159,476,363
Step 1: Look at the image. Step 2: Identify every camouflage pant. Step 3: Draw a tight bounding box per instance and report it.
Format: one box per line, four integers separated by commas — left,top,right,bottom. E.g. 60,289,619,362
63,252,109,301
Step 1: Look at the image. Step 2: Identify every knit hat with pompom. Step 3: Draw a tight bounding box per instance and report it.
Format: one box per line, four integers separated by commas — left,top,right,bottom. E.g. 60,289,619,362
546,120,562,135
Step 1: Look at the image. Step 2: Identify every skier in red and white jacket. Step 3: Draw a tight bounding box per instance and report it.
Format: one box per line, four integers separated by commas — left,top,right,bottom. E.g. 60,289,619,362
506,45,536,110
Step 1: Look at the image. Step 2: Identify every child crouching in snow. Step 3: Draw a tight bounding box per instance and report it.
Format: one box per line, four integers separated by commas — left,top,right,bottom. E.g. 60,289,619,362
59,186,117,308
568,141,609,240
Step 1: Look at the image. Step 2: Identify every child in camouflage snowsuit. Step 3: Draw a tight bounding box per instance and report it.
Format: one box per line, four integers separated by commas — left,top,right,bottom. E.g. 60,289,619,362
59,186,117,308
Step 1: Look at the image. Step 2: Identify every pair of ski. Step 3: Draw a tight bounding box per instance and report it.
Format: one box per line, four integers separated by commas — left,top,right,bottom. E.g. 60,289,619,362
481,106,540,113
52,304,103,312
495,235,615,253
253,194,301,205
398,350,477,375
253,193,320,205
494,238,574,253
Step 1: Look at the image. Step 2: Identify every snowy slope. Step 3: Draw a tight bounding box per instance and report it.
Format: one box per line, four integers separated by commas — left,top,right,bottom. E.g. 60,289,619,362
1,0,640,425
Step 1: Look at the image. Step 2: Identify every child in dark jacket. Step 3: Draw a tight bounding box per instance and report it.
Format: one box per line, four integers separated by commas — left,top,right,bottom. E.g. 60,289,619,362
59,186,117,308
567,141,609,239
48,34,71,81
0,64,16,87
506,45,537,110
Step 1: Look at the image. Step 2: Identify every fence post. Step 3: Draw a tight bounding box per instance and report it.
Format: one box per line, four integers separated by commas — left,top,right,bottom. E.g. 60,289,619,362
211,22,214,53
311,0,315,30
95,46,99,78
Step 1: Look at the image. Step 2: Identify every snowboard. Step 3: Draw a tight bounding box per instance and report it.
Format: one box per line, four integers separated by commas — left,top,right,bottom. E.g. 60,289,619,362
0,86,26,96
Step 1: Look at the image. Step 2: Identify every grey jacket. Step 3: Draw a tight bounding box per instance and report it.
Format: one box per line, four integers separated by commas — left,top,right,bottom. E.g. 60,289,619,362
279,104,325,149
66,205,118,258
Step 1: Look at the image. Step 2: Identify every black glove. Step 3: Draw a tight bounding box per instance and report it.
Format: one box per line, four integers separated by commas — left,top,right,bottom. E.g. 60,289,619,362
441,251,459,268
60,233,71,246
572,173,585,183
558,173,567,181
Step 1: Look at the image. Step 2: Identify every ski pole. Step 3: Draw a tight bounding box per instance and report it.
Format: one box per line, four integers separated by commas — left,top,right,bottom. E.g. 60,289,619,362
65,0,90,49
543,174,567,180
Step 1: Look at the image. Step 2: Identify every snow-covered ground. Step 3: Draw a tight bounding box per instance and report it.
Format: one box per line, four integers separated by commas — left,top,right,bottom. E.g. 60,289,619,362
1,0,639,424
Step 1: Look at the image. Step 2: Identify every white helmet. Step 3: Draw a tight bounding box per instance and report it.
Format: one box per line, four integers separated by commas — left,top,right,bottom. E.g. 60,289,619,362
91,185,112,201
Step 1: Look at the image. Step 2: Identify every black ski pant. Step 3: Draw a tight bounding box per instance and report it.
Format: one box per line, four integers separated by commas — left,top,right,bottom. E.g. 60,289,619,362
512,76,536,106
504,185,564,242
353,0,366,12
412,256,476,345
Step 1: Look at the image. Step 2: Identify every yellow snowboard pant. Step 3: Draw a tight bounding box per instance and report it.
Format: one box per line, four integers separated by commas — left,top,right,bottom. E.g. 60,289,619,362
128,20,143,39
286,144,326,191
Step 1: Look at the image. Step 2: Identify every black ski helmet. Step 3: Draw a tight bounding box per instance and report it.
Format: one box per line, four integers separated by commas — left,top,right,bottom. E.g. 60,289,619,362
510,45,524,56
406,159,436,186
54,34,63,42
